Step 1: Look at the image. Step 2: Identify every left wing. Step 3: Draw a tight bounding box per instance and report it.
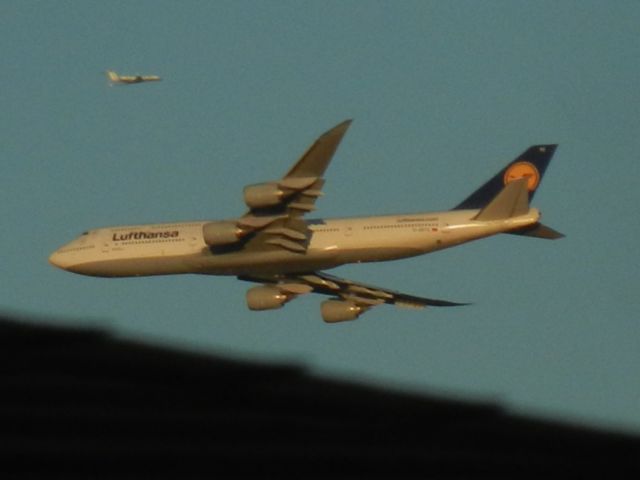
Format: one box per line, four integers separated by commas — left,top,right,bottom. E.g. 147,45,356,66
239,271,467,323
238,120,352,254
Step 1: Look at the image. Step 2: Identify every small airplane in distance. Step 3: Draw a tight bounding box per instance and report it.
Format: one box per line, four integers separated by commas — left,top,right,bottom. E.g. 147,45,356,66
106,70,161,85
49,120,563,323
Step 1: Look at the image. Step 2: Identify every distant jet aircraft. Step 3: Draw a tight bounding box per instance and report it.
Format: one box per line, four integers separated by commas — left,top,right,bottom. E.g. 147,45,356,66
49,121,563,322
106,70,161,85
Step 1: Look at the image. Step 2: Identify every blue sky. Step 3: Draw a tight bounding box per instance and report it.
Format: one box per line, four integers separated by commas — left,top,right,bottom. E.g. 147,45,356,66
3,1,639,432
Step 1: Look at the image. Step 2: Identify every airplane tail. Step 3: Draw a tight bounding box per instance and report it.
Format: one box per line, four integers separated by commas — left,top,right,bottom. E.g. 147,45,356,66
106,70,119,84
453,144,558,210
457,145,564,239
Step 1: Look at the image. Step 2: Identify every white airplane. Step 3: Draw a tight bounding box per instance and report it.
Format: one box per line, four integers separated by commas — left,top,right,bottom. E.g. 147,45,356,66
49,120,563,322
106,70,161,85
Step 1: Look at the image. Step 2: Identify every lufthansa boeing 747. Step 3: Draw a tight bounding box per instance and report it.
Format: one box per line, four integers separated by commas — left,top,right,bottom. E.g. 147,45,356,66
49,121,563,322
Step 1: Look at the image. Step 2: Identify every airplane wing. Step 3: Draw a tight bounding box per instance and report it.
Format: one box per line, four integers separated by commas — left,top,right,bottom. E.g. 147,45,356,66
237,120,352,254
239,271,467,322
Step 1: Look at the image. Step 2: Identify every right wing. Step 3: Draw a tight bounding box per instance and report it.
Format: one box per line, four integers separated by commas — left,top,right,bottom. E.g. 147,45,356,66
240,271,468,323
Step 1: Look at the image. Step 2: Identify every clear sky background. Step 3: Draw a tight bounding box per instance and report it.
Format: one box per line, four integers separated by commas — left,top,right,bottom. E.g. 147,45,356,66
2,1,639,432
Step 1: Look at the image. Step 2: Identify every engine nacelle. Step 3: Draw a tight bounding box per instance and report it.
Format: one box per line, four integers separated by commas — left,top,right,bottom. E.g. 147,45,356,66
321,299,363,323
202,221,243,247
243,182,284,209
246,285,289,311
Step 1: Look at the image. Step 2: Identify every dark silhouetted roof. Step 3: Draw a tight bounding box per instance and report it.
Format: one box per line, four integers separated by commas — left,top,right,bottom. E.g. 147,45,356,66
1,314,638,478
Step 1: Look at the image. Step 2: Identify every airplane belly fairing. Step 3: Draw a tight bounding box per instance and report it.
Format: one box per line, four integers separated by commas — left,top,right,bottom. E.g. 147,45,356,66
60,255,200,278
199,245,426,276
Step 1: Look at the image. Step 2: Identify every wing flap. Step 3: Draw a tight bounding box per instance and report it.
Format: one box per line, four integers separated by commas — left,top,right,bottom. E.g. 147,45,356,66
288,202,316,212
265,237,307,253
342,295,385,307
311,271,468,308
395,300,428,310
277,283,314,295
237,215,284,229
299,274,341,290
347,284,394,300
264,227,308,241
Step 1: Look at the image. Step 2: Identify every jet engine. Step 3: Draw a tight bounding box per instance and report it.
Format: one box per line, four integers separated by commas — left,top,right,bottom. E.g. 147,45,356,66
246,285,289,311
243,177,321,210
320,299,363,323
202,221,244,247
243,183,285,209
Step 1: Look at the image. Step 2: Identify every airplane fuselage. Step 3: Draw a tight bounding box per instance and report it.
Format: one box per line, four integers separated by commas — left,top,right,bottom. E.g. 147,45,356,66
106,71,162,85
49,208,540,278
120,76,161,83
48,119,560,321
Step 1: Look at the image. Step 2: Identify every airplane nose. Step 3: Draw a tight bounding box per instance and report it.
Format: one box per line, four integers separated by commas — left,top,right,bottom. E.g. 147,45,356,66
49,246,76,271
49,233,99,274
48,250,64,269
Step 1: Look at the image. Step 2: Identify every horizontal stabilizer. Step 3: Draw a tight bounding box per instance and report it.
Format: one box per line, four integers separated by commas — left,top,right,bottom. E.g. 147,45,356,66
509,223,565,240
474,178,529,221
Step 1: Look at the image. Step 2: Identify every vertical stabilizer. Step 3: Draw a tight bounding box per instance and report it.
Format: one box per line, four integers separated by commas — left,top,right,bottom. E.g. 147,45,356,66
454,145,557,210
106,70,120,84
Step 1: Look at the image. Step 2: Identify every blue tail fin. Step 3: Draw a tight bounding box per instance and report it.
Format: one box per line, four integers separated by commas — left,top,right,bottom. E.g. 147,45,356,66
453,145,558,210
